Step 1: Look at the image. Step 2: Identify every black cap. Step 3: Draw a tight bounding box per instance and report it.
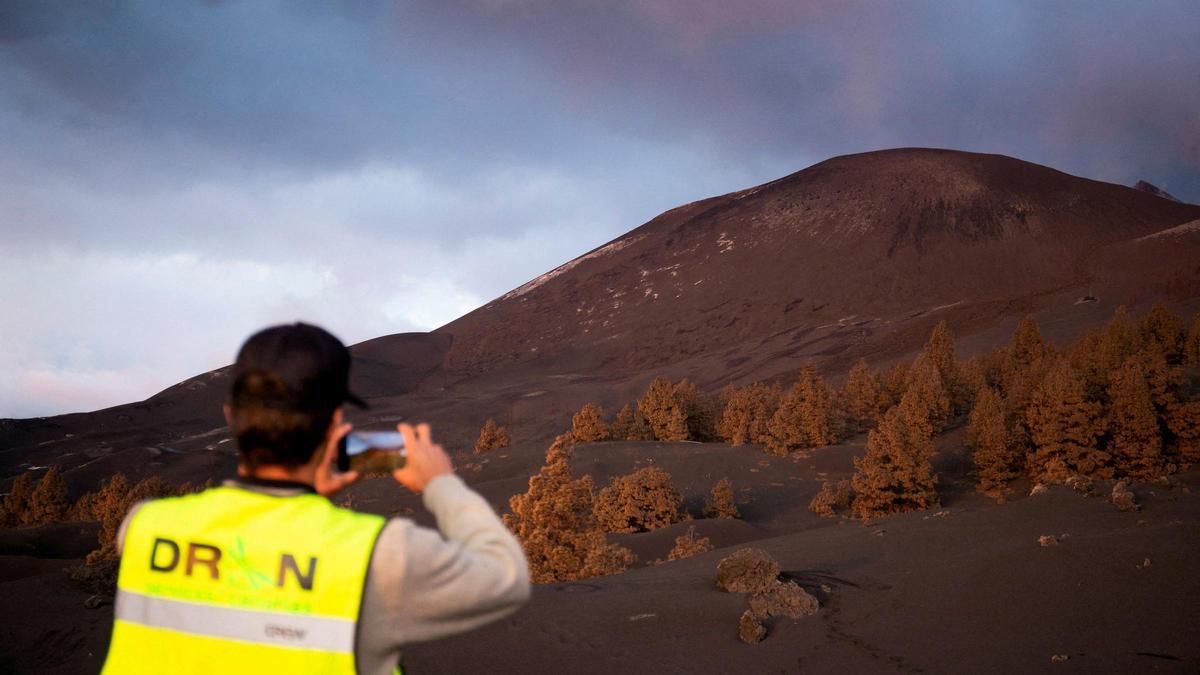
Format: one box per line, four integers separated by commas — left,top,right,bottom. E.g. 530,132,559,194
230,323,367,411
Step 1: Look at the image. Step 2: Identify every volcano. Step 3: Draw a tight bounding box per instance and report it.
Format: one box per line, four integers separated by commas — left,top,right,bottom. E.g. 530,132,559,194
3,148,1200,673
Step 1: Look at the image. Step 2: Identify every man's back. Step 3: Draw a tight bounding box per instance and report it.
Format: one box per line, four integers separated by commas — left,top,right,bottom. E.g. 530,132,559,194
108,475,530,673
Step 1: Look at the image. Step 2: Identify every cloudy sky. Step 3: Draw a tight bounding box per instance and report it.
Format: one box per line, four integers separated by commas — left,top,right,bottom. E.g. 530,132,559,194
1,0,1198,418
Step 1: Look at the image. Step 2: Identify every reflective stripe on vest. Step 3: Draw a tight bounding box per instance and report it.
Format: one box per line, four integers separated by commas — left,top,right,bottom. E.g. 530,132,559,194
102,486,385,674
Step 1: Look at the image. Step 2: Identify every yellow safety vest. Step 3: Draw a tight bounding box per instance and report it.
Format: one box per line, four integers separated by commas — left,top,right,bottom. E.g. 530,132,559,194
103,486,386,674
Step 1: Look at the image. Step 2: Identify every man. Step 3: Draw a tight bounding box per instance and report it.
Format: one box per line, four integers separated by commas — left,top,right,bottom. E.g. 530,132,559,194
102,323,530,674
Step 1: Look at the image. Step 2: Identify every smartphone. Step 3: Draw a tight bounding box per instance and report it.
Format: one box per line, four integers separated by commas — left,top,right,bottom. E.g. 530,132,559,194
337,431,407,473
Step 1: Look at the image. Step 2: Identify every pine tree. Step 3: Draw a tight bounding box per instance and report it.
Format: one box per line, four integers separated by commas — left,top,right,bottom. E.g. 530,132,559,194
718,383,779,446
1026,360,1108,481
841,359,883,433
26,466,69,526
474,418,511,454
638,377,688,442
609,401,638,439
1186,312,1200,366
850,403,939,519
594,467,685,533
504,438,634,583
1165,400,1200,464
571,403,611,443
1010,315,1048,368
902,354,952,435
1,472,36,527
1107,359,1165,479
675,379,717,442
1138,304,1186,364
881,362,910,409
705,478,739,519
922,320,968,413
968,387,1018,498
767,366,841,455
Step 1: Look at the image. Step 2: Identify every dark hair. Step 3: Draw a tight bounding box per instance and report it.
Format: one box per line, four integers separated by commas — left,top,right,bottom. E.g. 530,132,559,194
229,371,335,469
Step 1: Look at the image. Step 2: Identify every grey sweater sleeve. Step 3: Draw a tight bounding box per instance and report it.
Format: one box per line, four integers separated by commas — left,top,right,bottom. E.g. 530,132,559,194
355,474,531,673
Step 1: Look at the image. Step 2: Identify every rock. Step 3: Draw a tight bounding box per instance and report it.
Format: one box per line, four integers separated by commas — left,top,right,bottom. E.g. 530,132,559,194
748,580,820,620
1030,483,1049,496
1038,535,1058,547
1050,654,1069,663
716,548,781,594
738,610,766,644
1111,480,1139,512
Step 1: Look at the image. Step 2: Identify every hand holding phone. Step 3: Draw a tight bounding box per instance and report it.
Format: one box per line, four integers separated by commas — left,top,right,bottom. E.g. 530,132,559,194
337,431,407,473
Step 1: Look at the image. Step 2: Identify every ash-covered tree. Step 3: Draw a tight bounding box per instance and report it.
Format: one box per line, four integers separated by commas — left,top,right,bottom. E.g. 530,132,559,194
474,418,511,454
503,437,633,583
902,354,952,435
73,474,176,594
881,362,911,409
1107,358,1165,479
841,359,884,433
638,377,689,441
1075,306,1140,401
1186,312,1200,366
850,396,939,519
704,477,739,519
718,382,780,446
1000,316,1050,451
1,472,36,527
967,386,1019,498
1138,304,1186,364
922,320,969,413
594,466,685,533
1026,359,1108,481
808,479,853,518
767,366,839,455
1166,399,1200,465
26,466,69,526
571,403,611,443
609,403,649,441
674,379,718,441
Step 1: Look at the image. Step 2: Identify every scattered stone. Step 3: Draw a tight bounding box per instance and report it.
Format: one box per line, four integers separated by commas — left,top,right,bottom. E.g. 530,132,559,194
748,580,820,620
1139,558,1152,569
1065,475,1095,496
1137,519,1148,527
1030,483,1049,496
820,584,833,594
1038,535,1059,547
738,610,766,644
1050,654,1069,663
716,548,780,594
873,529,886,537
1111,481,1139,512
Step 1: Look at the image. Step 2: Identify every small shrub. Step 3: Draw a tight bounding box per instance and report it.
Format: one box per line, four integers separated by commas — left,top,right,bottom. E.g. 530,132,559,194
571,403,610,443
595,467,685,533
715,548,779,594
668,526,713,561
474,418,511,454
73,474,175,596
808,480,853,518
705,478,740,519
